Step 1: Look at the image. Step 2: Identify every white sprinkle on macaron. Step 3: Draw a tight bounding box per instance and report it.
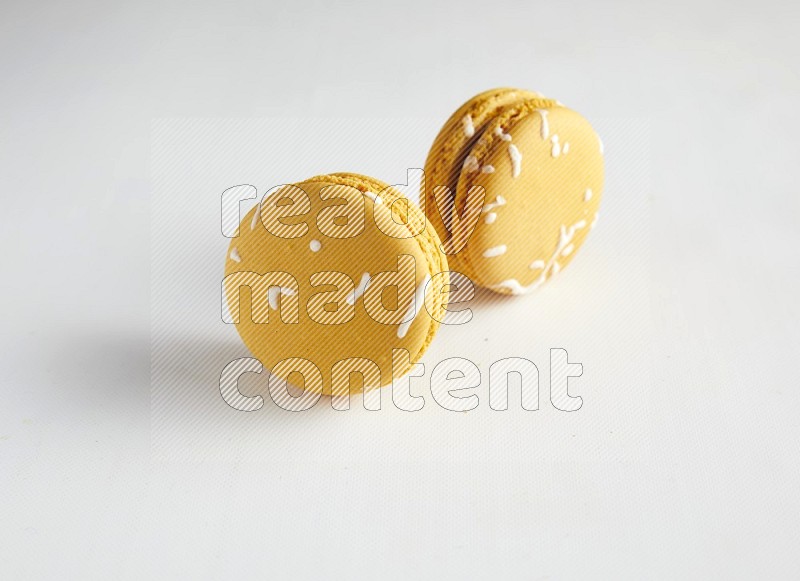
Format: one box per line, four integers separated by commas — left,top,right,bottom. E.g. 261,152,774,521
494,126,512,142
364,191,382,205
483,245,507,258
550,135,561,157
529,259,545,270
463,155,480,173
462,114,475,137
482,196,506,213
538,109,549,139
508,144,522,178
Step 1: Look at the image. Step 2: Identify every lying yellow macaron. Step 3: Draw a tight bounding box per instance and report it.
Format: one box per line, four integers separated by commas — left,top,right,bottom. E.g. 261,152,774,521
224,173,449,396
423,88,604,295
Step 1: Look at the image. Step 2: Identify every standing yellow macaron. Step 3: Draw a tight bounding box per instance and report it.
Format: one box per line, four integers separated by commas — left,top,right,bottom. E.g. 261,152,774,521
224,173,449,397
423,88,604,295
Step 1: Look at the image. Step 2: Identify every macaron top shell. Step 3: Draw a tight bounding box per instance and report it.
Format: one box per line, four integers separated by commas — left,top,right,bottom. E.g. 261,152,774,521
225,173,448,395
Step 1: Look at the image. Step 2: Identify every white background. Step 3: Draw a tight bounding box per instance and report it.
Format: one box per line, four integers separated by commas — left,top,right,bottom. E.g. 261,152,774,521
2,0,799,579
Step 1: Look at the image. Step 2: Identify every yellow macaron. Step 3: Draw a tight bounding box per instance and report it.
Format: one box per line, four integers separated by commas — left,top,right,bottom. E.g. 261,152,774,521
224,173,449,396
423,88,604,295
